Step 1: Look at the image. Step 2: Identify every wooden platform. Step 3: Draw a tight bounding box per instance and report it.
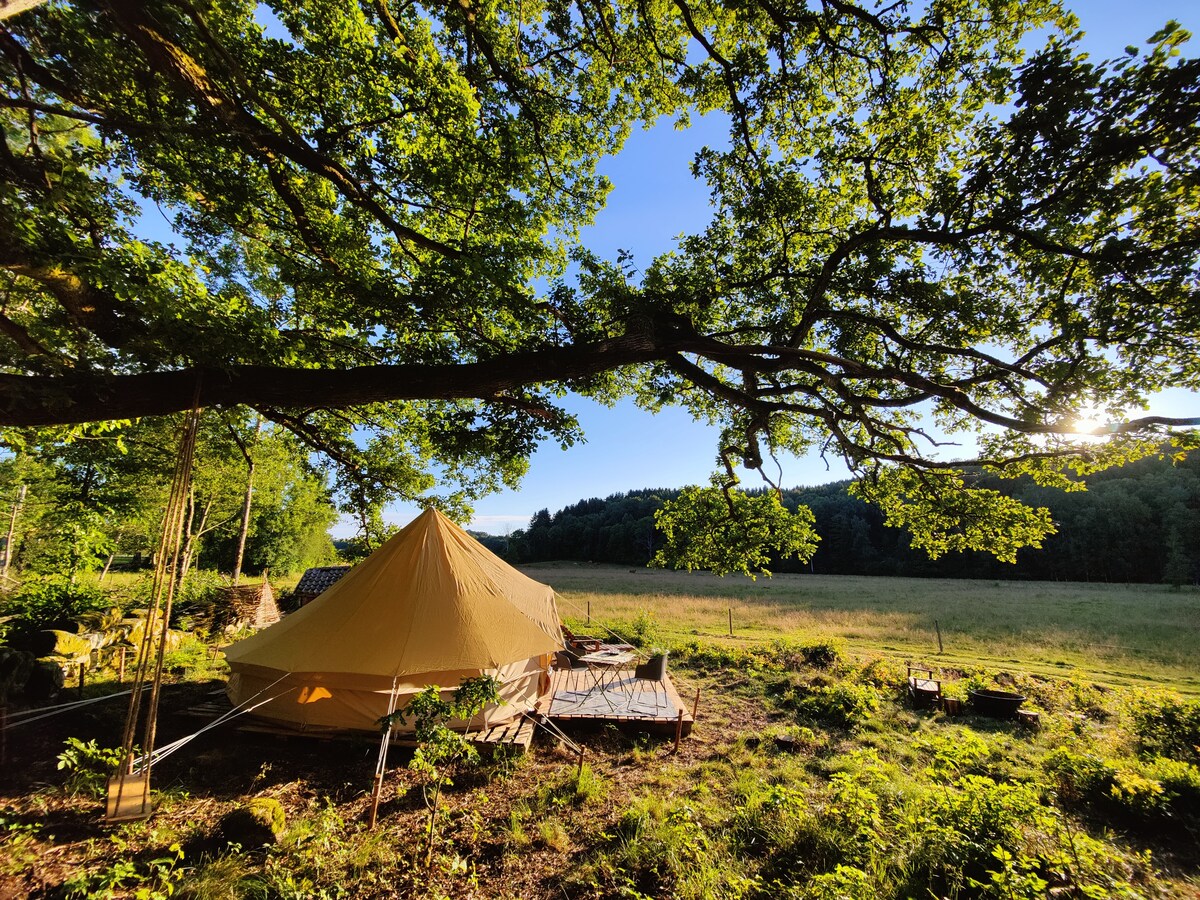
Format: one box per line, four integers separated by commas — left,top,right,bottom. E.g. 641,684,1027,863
180,694,536,750
541,667,694,737
180,667,695,752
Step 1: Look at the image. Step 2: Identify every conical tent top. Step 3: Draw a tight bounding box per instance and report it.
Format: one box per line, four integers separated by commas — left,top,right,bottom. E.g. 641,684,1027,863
223,507,562,679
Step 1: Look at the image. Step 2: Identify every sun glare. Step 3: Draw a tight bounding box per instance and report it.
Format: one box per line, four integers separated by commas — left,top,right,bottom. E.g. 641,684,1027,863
1070,406,1111,436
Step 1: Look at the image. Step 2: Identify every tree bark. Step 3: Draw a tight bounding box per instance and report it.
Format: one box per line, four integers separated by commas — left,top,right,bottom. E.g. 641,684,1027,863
2,484,25,579
0,333,665,426
178,493,212,582
99,551,116,583
230,418,262,586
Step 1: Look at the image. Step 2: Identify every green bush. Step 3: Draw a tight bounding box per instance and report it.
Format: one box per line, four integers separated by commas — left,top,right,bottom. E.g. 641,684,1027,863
901,775,1049,897
674,641,773,673
1143,756,1200,817
771,639,844,672
917,730,990,783
57,737,123,798
591,798,740,900
1127,692,1200,764
797,639,843,670
793,865,875,900
794,683,879,730
1045,747,1200,825
0,575,108,650
614,609,661,649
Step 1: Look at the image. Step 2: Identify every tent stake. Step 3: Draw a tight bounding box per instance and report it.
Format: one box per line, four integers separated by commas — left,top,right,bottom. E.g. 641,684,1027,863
576,745,585,779
369,725,393,830
692,686,701,721
674,709,684,753
368,773,385,830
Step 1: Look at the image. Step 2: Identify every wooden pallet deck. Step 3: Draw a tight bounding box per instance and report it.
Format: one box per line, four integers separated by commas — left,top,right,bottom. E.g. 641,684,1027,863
540,667,694,737
179,667,696,752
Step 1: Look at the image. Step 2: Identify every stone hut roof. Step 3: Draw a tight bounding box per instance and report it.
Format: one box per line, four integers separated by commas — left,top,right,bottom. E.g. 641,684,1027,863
292,565,352,607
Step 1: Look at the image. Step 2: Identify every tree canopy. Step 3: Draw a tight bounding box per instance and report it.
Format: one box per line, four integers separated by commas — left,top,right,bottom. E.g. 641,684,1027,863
1,0,1198,568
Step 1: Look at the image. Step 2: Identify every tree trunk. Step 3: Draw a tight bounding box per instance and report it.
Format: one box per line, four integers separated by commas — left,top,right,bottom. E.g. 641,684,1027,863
177,492,212,582
2,484,26,579
99,551,116,582
231,418,262,585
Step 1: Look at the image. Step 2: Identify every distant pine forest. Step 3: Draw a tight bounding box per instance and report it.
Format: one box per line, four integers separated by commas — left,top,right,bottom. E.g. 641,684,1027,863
487,454,1200,584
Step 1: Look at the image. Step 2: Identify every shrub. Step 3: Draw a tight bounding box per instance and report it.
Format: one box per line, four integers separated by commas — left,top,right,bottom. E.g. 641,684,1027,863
849,656,904,691
218,798,288,848
57,737,123,798
0,575,108,651
794,683,879,730
901,775,1049,897
772,638,844,672
798,639,843,670
63,844,184,900
1044,747,1200,825
615,609,661,648
598,798,734,900
1127,692,1200,764
794,865,876,900
674,641,772,673
917,730,991,783
1143,756,1200,820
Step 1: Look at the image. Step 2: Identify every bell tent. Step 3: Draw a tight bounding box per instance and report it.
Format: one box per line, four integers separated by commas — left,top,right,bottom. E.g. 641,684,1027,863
224,507,562,732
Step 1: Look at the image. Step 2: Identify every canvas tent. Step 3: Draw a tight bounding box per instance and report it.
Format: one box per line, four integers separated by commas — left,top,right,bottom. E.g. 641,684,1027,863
224,508,562,732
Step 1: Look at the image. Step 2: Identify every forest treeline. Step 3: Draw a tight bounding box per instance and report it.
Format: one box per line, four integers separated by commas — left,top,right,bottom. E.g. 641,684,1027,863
502,454,1200,584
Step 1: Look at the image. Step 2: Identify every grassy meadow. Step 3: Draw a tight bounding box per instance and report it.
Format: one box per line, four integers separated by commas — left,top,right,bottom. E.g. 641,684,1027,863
533,565,1200,695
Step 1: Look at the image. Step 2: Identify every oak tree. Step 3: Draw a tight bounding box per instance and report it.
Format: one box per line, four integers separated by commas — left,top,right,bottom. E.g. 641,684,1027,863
2,1,1198,569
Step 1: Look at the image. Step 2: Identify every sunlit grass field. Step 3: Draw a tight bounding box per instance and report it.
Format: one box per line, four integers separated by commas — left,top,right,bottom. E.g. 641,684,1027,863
527,564,1200,695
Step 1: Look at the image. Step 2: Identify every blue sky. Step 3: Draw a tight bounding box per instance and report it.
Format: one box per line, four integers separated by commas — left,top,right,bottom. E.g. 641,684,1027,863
374,1,1199,536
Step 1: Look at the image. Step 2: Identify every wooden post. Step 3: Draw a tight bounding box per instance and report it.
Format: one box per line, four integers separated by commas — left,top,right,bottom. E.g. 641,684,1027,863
576,745,585,779
368,774,384,830
673,709,684,753
934,620,944,654
728,608,733,636
692,686,701,721
117,648,126,683
587,600,591,625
